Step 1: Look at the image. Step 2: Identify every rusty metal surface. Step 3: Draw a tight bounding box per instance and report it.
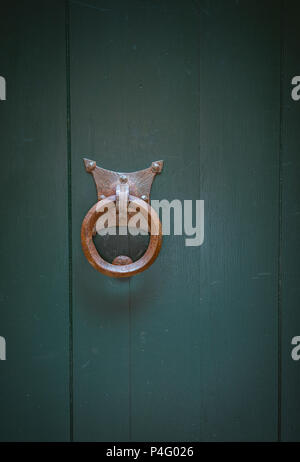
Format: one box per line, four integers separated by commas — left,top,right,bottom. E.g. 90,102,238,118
81,160,164,277
83,158,163,201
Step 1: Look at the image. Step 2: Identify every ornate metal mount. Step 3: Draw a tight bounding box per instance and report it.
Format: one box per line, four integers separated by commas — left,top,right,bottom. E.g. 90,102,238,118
83,158,163,202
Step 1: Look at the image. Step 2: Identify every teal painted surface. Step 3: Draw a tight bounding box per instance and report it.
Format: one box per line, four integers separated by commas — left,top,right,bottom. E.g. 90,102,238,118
0,0,299,442
281,0,300,442
0,1,70,441
197,0,280,441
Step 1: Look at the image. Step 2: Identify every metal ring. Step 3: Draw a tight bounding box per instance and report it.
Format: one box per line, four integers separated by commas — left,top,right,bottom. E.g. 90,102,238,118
81,195,162,278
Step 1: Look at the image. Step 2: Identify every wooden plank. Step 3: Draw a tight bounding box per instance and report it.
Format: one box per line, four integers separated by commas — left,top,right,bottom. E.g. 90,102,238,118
281,0,300,442
70,0,132,441
128,0,202,442
196,0,280,441
0,1,69,441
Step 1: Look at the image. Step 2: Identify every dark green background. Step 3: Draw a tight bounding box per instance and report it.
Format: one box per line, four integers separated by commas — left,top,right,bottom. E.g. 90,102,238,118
0,0,299,442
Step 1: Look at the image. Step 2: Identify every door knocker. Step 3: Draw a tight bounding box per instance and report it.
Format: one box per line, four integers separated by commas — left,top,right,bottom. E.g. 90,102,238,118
81,158,164,278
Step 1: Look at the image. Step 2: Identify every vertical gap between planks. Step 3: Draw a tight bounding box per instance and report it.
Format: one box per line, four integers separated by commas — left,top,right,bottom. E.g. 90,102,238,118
65,0,74,442
198,3,202,441
125,2,132,441
129,276,132,441
277,0,284,443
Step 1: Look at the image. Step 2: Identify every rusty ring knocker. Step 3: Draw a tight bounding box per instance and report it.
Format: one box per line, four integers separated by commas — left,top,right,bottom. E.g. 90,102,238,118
81,158,164,278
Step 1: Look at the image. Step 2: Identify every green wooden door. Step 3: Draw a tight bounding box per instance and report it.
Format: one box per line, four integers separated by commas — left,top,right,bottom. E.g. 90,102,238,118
0,0,299,442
